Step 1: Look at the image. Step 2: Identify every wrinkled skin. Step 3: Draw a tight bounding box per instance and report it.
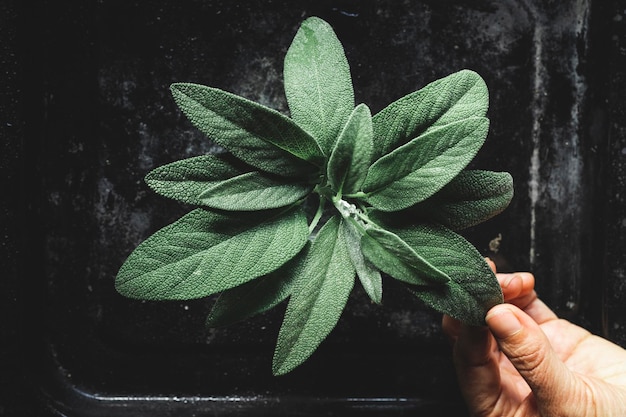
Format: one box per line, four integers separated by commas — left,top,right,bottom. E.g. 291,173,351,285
443,260,626,416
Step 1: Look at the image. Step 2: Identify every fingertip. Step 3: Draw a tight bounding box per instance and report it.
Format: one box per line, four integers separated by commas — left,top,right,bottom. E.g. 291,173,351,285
497,272,535,301
498,274,523,300
485,257,497,273
485,304,523,340
486,304,571,401
519,272,535,294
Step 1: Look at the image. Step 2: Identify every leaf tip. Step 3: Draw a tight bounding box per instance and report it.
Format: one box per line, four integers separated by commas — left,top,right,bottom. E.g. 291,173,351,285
271,363,286,377
271,351,292,376
169,82,194,101
169,83,181,95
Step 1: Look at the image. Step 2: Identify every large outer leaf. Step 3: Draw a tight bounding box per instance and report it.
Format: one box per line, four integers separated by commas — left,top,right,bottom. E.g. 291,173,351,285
273,216,355,375
360,225,449,286
363,117,489,211
327,104,373,195
371,69,488,160
115,207,309,300
198,171,312,211
145,154,251,205
391,222,503,325
205,244,309,327
171,83,324,177
284,16,354,154
392,170,514,230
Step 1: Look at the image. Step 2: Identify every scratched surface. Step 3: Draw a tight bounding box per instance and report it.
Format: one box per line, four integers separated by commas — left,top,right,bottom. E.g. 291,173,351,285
4,0,625,416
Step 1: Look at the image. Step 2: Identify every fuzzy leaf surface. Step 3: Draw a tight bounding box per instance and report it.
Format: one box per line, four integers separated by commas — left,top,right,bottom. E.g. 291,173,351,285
198,171,312,211
360,225,449,286
363,117,489,211
372,69,488,159
394,170,514,230
273,216,355,375
116,207,309,300
341,220,382,304
327,104,373,195
284,16,354,154
205,244,309,327
390,222,503,325
145,153,251,205
171,83,324,177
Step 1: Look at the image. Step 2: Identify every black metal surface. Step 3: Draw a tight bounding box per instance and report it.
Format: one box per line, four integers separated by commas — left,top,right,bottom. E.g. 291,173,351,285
2,0,625,415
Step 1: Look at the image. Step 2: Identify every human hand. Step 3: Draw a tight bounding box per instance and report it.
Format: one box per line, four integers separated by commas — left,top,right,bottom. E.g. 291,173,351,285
443,260,626,416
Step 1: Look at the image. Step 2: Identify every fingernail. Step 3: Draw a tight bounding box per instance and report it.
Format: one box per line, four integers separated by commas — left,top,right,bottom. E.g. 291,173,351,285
486,306,522,339
499,274,520,289
502,275,516,288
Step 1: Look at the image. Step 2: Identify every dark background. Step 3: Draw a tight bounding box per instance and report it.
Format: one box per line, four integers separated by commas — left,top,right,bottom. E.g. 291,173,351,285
2,0,626,415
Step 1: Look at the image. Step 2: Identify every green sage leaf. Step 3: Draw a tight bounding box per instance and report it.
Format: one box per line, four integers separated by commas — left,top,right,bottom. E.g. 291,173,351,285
115,207,309,300
144,153,251,205
273,216,355,375
171,83,324,177
360,224,449,286
198,171,312,211
205,244,309,327
363,117,489,211
327,103,373,195
372,69,488,159
341,220,382,304
392,223,503,325
389,170,514,230
284,16,354,154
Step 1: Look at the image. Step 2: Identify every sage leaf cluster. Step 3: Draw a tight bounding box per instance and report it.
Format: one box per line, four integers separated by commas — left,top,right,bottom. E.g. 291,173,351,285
116,16,513,375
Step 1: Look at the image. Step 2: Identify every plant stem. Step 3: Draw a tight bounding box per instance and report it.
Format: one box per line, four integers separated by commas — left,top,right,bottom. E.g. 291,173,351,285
343,191,368,199
308,197,325,233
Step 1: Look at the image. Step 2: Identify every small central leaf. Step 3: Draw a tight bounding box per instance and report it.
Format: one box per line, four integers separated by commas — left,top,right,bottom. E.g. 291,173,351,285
360,225,450,286
341,220,382,304
327,103,373,195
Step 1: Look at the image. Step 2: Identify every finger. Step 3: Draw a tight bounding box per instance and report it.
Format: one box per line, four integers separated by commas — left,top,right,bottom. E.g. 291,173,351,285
486,257,497,273
452,324,502,414
496,272,557,324
521,295,558,324
496,272,535,302
486,304,575,411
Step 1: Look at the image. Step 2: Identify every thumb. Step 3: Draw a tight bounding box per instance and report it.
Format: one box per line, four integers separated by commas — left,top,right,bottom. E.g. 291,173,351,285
486,304,575,408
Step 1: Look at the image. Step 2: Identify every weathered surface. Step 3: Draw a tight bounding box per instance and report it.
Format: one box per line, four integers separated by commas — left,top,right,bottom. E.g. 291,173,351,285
4,0,625,415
